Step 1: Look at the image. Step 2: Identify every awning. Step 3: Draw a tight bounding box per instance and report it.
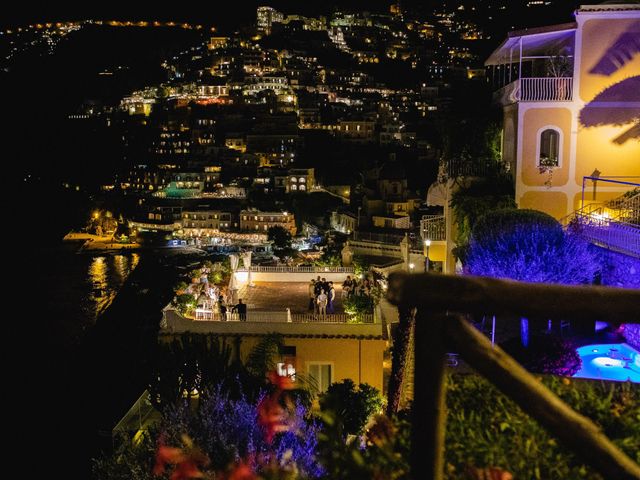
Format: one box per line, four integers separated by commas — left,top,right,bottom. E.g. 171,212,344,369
485,23,577,66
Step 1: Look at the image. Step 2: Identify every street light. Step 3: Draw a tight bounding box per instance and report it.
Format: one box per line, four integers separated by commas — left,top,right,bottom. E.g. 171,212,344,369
424,239,431,272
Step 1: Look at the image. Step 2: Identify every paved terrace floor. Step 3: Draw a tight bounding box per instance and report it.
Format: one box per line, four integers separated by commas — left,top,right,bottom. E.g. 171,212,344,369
236,282,346,314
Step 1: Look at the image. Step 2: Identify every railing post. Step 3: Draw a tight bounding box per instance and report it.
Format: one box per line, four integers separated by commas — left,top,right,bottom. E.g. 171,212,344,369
412,310,447,480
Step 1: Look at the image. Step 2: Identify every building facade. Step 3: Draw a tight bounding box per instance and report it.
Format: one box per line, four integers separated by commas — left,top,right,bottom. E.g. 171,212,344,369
487,4,640,219
240,210,297,235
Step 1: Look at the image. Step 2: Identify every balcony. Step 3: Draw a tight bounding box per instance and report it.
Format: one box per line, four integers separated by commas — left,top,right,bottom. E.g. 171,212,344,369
493,77,573,105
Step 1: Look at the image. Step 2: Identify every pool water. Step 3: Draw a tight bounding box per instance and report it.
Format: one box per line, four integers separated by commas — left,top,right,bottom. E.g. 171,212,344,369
573,343,640,383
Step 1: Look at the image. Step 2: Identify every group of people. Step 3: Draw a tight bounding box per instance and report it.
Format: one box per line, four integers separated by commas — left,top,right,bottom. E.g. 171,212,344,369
308,276,336,316
341,275,373,299
211,298,247,321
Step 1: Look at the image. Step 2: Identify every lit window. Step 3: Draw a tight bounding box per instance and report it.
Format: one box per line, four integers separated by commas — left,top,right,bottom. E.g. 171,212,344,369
299,184,306,191
291,184,298,190
291,177,297,182
277,362,296,379
538,128,561,168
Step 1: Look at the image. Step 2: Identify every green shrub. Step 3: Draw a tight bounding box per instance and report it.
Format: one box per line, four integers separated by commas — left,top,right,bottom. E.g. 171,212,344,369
319,379,384,437
173,293,196,315
445,374,640,479
343,295,374,322
320,374,639,479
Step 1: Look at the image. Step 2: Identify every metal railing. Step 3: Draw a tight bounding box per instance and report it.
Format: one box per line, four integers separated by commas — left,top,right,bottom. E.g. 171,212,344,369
387,272,640,480
561,184,640,258
237,265,355,273
519,77,573,101
567,215,640,258
420,215,446,241
195,311,372,323
494,77,573,103
352,231,407,245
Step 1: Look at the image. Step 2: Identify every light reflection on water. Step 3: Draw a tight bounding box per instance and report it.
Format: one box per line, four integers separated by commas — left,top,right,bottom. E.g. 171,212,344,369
88,253,140,318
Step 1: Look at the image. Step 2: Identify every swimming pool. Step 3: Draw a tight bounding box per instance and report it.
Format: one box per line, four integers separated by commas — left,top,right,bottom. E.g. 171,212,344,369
573,343,640,383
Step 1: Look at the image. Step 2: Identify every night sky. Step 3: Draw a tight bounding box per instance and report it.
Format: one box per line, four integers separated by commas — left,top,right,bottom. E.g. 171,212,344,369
1,1,582,29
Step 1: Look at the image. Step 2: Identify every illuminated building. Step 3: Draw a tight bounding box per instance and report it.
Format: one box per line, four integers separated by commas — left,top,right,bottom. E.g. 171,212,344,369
486,3,640,219
240,210,297,235
286,168,315,193
181,210,234,236
257,6,284,35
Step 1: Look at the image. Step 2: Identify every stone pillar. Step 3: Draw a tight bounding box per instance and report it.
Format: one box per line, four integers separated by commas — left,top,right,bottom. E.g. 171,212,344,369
341,241,354,267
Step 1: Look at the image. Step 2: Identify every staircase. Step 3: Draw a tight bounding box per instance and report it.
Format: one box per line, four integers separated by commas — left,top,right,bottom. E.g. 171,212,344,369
561,190,640,258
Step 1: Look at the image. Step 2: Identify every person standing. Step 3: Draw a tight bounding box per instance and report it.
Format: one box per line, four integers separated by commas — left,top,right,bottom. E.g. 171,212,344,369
321,277,329,294
327,282,336,314
218,300,227,321
342,275,353,299
232,299,247,321
317,289,328,318
308,279,316,311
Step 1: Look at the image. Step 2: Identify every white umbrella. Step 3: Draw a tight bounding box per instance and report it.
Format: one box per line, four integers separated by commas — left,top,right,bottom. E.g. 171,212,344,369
229,254,239,304
242,251,253,287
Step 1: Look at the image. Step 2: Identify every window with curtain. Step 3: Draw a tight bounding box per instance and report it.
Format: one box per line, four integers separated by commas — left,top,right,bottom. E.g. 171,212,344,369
308,363,332,393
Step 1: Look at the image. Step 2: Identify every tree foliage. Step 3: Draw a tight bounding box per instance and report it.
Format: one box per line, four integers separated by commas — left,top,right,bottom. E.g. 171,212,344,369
94,385,324,480
450,176,515,257
268,226,293,250
319,379,384,437
465,209,598,285
172,294,196,316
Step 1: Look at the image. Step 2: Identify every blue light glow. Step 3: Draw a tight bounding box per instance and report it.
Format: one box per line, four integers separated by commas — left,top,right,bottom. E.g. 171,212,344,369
574,343,640,383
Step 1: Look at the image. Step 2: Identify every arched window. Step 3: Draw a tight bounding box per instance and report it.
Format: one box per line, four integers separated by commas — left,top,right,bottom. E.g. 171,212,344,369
538,128,561,168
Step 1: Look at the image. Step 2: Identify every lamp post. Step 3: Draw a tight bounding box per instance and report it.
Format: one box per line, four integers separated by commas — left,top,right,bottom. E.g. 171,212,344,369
424,239,431,272
357,206,362,228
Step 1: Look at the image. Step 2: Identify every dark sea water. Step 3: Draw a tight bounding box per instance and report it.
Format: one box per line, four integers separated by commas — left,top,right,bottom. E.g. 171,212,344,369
21,232,200,478
37,243,141,346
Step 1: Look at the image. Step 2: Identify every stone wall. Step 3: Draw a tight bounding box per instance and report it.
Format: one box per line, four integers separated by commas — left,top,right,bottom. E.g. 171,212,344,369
621,323,640,351
597,248,640,288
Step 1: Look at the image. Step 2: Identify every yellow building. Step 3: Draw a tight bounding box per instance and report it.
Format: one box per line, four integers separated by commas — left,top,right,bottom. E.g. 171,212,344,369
161,312,386,393
486,4,640,220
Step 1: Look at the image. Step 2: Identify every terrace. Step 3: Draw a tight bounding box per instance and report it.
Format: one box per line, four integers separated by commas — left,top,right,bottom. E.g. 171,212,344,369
485,22,576,105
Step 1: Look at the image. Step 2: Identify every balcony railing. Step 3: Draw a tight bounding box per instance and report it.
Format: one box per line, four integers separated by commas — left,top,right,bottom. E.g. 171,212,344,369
567,214,640,258
420,215,446,241
493,77,573,104
387,273,640,480
237,265,355,273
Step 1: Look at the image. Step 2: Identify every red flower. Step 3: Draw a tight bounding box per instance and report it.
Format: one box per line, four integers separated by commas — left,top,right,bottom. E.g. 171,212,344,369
153,436,209,480
466,466,514,480
257,395,289,444
226,461,258,480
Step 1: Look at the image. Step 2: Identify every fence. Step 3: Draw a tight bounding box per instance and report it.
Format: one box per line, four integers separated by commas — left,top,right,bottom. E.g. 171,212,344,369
195,311,373,323
352,231,407,245
518,77,573,101
493,77,573,103
420,215,446,241
237,265,355,273
387,272,640,480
